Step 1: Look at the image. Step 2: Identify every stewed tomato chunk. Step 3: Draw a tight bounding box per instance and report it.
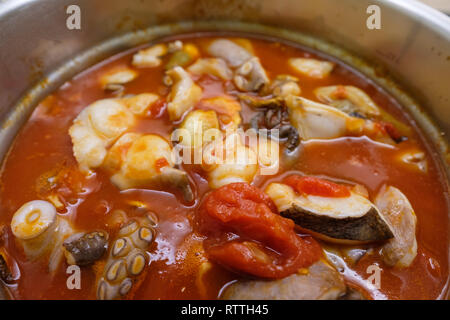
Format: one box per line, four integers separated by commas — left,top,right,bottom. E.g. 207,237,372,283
196,182,321,279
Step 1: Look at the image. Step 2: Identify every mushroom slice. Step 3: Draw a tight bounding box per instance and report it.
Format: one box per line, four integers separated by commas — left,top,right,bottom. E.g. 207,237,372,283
265,183,394,244
187,58,233,80
314,85,380,117
207,39,252,68
234,57,269,92
288,58,334,79
132,44,167,68
285,95,365,140
63,231,109,266
374,185,417,268
221,261,346,300
166,66,202,121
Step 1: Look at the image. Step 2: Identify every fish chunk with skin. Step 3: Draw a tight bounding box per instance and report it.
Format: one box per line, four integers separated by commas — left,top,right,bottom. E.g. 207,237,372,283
374,185,418,268
221,261,346,300
265,182,394,244
166,66,202,121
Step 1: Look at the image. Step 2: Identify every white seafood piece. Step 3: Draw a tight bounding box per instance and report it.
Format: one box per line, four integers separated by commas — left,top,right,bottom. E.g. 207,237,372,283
187,58,233,80
11,200,74,273
63,231,108,266
397,149,428,173
11,200,56,242
202,132,258,189
248,135,280,176
222,261,346,300
97,215,157,300
200,96,242,129
314,85,380,117
285,96,365,140
69,98,135,171
100,67,138,87
69,94,160,171
265,183,393,244
207,39,253,68
234,57,269,92
120,93,160,116
288,57,335,79
261,75,301,97
166,66,202,121
374,185,418,268
105,133,193,201
132,44,167,68
176,109,220,149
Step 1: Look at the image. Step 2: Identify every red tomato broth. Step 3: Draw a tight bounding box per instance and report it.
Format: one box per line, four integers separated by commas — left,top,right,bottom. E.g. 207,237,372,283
0,33,447,300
